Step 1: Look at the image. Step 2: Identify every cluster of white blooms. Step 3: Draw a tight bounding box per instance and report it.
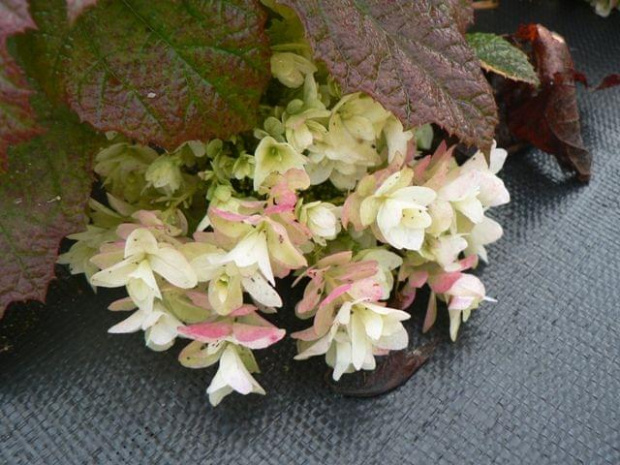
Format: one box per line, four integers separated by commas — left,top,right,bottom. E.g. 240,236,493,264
58,9,510,406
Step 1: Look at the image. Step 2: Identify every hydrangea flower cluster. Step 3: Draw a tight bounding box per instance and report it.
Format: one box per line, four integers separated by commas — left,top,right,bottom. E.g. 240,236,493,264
58,13,510,406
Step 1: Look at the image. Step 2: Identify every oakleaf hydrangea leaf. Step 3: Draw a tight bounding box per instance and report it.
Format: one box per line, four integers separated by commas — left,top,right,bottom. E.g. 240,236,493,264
61,0,270,150
0,0,36,36
0,0,40,172
449,0,475,34
279,0,498,152
467,32,540,86
0,107,104,316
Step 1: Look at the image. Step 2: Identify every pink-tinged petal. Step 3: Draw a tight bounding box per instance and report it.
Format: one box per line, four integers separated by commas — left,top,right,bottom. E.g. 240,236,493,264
178,321,232,342
457,255,478,272
349,277,383,302
408,270,429,288
316,251,352,268
449,296,476,311
450,274,485,298
314,303,335,336
108,297,136,311
232,324,285,349
336,260,378,282
429,272,462,294
132,210,163,227
239,199,266,210
264,203,294,215
296,280,323,314
320,283,352,308
186,290,212,310
116,223,140,240
271,258,294,280
229,304,258,317
268,179,298,208
280,168,311,191
423,292,437,333
413,155,431,182
342,192,363,230
292,266,316,287
430,141,452,166
291,326,320,341
397,286,417,310
210,207,251,223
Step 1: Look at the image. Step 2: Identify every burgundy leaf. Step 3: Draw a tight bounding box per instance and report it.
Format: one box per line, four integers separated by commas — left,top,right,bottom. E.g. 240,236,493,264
450,0,475,34
494,24,591,181
0,108,104,317
59,0,271,150
0,0,36,36
0,0,40,172
280,0,498,153
595,74,620,91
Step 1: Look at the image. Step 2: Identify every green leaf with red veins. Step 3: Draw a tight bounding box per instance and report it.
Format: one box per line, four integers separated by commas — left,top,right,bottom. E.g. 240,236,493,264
0,104,105,317
60,0,270,150
279,0,498,153
0,0,40,172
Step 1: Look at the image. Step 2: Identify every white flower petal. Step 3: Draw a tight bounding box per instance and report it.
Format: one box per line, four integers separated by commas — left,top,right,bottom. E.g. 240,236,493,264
90,258,138,288
108,309,147,334
361,310,383,340
382,223,425,251
376,326,409,351
147,313,180,347
333,340,352,381
242,274,283,308
390,186,436,206
124,228,158,257
149,247,197,289
454,197,484,224
350,313,368,370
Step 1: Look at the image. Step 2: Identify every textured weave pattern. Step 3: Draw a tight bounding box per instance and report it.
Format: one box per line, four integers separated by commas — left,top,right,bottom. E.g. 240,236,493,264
1,1,619,464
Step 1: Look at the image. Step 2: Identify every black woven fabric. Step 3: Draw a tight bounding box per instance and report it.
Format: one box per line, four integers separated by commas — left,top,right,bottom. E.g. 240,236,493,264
2,1,619,464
